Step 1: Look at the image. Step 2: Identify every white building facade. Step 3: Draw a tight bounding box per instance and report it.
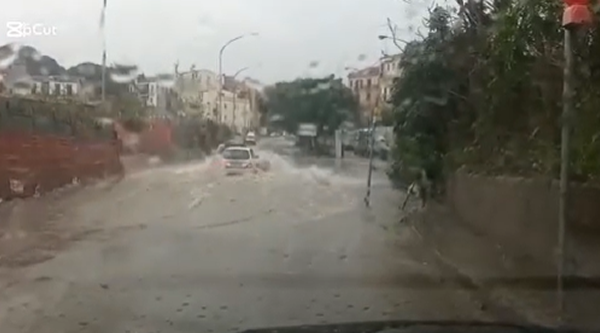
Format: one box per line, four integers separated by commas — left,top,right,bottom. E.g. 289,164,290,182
129,77,171,112
379,54,402,103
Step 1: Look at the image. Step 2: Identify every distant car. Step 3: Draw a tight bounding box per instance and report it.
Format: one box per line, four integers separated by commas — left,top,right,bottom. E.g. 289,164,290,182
245,131,257,145
220,147,270,175
216,140,247,154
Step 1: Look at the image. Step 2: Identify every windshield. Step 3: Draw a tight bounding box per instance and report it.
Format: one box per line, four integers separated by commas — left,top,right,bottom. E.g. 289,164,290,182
1,1,599,332
222,149,251,160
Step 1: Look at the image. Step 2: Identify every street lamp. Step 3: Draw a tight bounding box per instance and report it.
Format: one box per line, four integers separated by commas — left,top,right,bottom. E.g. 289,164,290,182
218,33,259,123
231,67,250,131
557,0,592,316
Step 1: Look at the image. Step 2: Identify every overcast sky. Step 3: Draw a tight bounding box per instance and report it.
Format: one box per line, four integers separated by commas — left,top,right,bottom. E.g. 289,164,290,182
1,0,430,84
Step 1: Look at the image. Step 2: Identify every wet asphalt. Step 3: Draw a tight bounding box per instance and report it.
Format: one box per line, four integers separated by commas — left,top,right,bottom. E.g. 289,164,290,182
0,137,495,333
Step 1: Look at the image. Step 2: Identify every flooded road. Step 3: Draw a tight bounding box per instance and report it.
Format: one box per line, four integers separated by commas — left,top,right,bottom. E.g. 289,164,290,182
0,138,495,333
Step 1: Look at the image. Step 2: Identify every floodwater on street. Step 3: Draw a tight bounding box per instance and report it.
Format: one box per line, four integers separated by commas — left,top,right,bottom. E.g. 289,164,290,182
0,139,503,333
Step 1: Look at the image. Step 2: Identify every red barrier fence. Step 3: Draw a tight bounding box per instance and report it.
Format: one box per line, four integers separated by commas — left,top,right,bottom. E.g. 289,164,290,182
114,119,174,157
139,120,173,156
0,132,123,200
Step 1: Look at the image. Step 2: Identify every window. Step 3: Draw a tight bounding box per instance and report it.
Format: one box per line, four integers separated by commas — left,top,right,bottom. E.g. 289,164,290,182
222,149,250,160
366,92,371,101
31,84,37,94
54,83,60,95
359,80,363,88
66,84,73,95
367,79,371,87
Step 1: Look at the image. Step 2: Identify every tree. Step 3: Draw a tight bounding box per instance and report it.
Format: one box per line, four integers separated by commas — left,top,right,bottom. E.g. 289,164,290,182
264,76,358,136
388,0,600,190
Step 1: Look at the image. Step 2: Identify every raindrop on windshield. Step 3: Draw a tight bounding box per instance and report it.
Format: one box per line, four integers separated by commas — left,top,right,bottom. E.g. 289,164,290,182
0,43,19,69
155,73,175,88
76,63,99,76
110,64,139,83
357,54,367,61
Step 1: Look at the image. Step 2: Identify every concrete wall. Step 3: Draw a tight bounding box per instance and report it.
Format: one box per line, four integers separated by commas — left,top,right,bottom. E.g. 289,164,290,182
446,170,600,276
0,133,123,200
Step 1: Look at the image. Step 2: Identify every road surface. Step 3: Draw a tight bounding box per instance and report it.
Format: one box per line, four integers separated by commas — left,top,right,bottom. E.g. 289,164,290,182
0,138,502,333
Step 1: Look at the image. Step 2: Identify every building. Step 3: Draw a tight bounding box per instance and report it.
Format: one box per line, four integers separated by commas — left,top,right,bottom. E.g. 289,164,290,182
379,54,402,103
30,76,83,97
173,65,261,132
1,61,96,102
129,75,174,115
347,66,380,124
173,67,219,117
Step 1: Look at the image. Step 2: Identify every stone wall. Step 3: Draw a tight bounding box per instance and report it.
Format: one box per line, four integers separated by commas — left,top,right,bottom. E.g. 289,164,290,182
446,169,600,276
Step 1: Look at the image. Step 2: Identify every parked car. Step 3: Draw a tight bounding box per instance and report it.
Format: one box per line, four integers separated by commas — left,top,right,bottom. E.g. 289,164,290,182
354,129,371,157
219,147,270,176
354,129,390,160
342,130,357,151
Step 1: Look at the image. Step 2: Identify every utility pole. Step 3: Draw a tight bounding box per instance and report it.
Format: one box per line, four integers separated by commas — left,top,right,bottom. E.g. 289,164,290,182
364,59,384,208
231,67,249,133
100,0,107,109
558,0,591,317
558,23,573,319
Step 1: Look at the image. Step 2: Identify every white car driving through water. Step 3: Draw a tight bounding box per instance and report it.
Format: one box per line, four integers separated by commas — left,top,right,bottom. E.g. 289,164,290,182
219,146,270,175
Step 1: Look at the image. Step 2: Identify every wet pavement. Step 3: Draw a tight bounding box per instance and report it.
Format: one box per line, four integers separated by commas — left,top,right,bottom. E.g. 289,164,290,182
0,138,500,333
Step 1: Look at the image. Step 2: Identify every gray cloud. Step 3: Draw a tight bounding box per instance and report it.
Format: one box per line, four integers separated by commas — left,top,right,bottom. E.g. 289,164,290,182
0,0,427,83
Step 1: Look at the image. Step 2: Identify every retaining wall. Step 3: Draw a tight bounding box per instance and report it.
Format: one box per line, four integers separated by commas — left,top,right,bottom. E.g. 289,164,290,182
446,170,600,276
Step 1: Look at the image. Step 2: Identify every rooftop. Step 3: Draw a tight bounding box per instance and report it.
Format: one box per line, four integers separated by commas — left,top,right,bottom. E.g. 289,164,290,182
347,66,380,79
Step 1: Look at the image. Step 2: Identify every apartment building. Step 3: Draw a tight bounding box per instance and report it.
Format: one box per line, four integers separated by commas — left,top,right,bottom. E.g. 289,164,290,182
347,66,380,124
379,54,402,103
129,76,171,112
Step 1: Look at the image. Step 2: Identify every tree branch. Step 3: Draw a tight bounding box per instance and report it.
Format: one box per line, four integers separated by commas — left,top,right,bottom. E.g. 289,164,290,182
386,18,409,51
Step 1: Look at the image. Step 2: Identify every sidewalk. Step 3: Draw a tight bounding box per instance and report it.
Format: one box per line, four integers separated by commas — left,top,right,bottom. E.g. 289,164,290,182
408,203,600,329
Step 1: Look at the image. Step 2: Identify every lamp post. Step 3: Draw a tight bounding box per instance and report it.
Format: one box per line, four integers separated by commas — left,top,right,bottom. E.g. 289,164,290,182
364,58,384,208
218,33,258,123
558,0,591,317
231,66,249,132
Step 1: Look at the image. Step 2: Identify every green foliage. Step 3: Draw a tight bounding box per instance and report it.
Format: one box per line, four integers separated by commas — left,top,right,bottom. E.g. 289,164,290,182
264,76,358,135
389,0,600,188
